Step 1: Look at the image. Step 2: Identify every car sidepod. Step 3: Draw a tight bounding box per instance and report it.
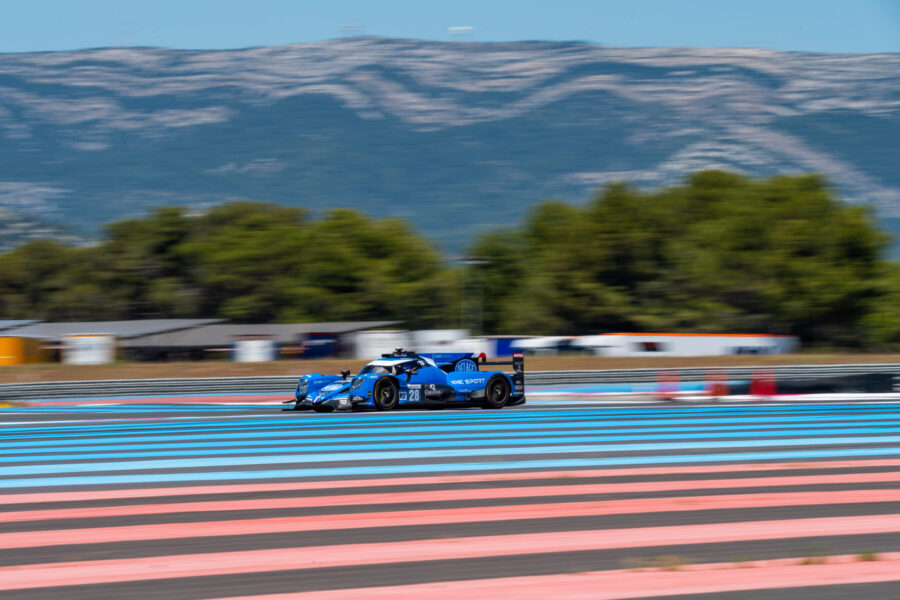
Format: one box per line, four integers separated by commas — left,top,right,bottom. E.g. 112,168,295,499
447,370,525,408
446,371,506,402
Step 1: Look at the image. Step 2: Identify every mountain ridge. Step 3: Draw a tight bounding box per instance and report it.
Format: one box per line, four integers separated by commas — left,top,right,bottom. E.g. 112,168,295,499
0,37,898,252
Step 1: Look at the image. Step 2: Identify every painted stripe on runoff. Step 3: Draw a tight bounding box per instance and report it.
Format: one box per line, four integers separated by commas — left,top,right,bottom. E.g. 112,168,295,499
6,434,900,477
7,419,900,453
5,446,900,488
5,474,897,523
5,458,896,505
1,514,896,591
9,426,900,462
3,427,900,464
205,555,900,600
4,412,900,446
2,489,897,549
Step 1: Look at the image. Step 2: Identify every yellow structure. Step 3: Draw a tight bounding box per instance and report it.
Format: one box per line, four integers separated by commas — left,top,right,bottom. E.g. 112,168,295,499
0,336,46,365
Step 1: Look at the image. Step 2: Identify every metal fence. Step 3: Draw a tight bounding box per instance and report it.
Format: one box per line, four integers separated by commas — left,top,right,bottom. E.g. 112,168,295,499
3,363,900,401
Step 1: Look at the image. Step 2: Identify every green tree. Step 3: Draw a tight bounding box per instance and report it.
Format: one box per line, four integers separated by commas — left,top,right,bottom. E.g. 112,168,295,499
472,171,889,345
0,241,110,320
0,173,893,349
179,202,310,322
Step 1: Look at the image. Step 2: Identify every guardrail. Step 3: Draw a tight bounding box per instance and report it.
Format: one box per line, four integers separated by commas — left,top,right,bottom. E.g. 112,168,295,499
527,363,900,385
2,363,900,401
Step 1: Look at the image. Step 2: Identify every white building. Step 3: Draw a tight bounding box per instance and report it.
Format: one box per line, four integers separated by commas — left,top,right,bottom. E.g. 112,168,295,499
510,336,576,355
571,333,799,357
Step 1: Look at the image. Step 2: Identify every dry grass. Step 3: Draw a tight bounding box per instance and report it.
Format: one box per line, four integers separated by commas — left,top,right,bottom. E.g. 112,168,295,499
729,554,756,567
799,544,832,565
621,556,652,571
3,353,900,384
654,555,691,571
621,555,692,572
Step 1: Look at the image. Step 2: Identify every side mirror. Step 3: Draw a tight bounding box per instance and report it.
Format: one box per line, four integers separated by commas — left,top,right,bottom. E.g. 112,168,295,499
340,369,351,380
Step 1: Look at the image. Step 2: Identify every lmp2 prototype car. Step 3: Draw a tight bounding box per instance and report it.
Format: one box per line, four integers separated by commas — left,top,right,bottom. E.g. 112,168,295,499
285,349,525,412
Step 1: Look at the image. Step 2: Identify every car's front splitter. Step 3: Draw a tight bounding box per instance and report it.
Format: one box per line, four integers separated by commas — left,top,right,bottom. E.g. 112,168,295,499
282,397,314,411
311,395,364,412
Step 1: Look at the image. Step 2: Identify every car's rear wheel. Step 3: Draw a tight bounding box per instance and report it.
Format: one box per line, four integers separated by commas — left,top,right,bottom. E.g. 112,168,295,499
374,378,399,411
482,375,510,409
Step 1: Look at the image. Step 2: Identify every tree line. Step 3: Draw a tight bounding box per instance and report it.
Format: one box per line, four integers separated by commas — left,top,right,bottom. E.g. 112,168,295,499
3,170,900,348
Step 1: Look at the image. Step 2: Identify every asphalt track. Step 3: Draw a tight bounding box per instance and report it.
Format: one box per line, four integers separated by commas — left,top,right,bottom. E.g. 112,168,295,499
1,391,900,599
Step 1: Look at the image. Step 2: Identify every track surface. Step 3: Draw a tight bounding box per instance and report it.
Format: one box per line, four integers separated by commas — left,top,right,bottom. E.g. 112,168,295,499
2,396,900,599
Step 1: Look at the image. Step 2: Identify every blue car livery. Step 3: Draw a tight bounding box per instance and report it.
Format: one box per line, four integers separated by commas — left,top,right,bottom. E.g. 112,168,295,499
285,349,525,412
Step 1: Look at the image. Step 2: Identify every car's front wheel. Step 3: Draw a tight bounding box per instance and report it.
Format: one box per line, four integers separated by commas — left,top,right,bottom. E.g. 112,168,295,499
482,375,510,409
373,378,399,411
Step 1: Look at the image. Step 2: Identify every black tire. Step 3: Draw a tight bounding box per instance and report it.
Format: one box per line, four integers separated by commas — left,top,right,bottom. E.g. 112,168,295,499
482,375,510,409
373,378,399,411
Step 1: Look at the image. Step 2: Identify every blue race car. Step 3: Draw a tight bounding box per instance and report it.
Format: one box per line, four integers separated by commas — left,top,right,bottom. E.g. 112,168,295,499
285,349,525,412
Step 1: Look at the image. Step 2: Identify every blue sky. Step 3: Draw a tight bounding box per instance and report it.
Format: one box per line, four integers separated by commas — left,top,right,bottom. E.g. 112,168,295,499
2,0,899,54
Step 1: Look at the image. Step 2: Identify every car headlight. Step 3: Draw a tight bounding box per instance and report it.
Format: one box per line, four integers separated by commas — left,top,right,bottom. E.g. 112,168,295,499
297,379,308,395
350,377,362,392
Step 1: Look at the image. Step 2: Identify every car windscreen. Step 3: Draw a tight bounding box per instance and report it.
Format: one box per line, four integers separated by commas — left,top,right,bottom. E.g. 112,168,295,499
358,364,391,375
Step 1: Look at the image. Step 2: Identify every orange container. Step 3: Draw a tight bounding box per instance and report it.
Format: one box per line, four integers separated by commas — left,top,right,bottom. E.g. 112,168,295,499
0,337,46,365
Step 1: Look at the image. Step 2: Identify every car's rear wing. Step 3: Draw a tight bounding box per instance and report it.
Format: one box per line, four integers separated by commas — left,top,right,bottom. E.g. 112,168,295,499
478,352,525,395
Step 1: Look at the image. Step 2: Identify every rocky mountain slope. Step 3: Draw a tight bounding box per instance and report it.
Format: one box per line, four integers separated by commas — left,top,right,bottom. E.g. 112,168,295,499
1,38,898,252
